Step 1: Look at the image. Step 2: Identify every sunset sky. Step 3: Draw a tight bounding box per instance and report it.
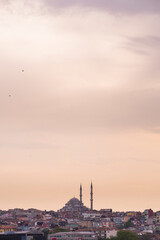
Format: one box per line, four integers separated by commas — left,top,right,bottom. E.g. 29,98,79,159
0,0,160,212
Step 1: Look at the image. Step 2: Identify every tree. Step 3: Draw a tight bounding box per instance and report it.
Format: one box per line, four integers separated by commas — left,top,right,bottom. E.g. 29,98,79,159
123,219,134,229
101,231,139,240
42,228,51,234
42,228,52,240
117,230,139,240
52,226,70,233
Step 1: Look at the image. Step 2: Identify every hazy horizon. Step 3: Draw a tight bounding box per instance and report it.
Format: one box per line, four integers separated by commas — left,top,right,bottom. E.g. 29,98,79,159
0,0,160,212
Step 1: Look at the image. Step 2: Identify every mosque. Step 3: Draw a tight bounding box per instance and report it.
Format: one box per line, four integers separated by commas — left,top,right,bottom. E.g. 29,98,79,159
58,183,93,213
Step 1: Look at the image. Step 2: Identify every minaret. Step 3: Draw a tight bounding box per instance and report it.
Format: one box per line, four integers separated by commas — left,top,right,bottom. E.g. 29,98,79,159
90,182,93,210
80,184,82,204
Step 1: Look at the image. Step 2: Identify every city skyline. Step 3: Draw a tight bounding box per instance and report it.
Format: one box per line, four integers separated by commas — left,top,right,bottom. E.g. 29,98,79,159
0,0,160,211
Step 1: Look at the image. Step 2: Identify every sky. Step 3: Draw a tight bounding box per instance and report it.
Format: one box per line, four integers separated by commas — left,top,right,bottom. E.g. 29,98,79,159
0,0,160,212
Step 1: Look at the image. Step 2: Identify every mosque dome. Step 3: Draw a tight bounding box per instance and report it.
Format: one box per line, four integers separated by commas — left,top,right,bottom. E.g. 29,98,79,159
59,197,88,213
67,198,80,204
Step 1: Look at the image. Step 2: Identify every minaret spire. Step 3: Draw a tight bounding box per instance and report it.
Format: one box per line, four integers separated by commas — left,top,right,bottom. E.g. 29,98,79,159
90,182,93,210
80,184,82,204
